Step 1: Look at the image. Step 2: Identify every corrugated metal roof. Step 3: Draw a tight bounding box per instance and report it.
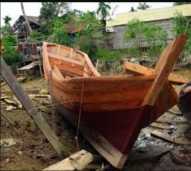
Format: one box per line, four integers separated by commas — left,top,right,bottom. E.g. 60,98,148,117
107,4,191,27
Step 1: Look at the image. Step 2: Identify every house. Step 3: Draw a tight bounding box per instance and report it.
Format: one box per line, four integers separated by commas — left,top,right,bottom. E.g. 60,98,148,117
106,4,191,49
12,15,40,41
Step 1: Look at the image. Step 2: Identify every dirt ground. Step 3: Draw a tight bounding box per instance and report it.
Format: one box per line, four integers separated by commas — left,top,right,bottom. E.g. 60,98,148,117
0,68,191,171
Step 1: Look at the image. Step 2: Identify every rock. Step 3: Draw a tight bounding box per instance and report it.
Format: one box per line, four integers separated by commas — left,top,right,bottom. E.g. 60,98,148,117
18,151,23,155
5,158,10,163
0,138,17,148
153,153,191,171
170,147,191,167
128,144,171,161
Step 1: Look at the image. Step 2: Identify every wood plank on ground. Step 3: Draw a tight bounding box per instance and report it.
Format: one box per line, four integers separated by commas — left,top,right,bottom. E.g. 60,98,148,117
1,57,65,157
43,149,93,171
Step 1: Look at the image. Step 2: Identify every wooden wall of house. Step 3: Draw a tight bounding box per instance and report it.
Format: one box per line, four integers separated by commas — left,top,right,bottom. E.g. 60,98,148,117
109,19,175,50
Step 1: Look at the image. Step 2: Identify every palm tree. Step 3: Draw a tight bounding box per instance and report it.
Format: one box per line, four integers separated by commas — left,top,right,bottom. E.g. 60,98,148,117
137,2,150,10
4,16,11,25
130,7,136,12
20,2,32,34
96,2,111,33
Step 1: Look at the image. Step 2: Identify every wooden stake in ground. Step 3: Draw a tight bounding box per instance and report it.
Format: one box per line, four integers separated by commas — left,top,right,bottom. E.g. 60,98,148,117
1,57,65,157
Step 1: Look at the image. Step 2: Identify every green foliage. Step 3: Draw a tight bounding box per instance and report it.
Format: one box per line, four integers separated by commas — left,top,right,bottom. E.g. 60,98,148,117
173,12,191,60
39,2,69,35
173,2,191,6
28,31,45,42
1,16,12,36
1,16,22,65
39,2,69,22
95,48,121,61
76,11,104,61
2,35,17,47
2,35,22,65
137,2,150,10
4,16,11,25
3,47,22,66
49,11,104,62
124,19,167,58
96,2,111,32
50,18,73,46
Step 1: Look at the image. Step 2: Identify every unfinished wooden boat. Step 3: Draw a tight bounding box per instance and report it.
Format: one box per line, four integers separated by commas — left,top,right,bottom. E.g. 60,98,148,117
42,34,187,169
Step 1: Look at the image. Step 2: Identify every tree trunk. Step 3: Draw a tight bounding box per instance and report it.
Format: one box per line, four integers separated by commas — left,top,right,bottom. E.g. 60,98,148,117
20,2,32,34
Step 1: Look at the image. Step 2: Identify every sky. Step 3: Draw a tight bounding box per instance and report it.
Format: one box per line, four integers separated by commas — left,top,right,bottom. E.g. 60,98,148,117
1,2,173,26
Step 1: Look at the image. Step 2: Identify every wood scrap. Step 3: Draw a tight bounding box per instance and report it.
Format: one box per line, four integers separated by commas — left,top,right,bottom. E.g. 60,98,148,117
29,94,51,99
1,96,10,100
6,105,17,111
17,61,40,71
13,96,22,108
1,98,18,107
1,96,22,109
168,109,182,116
150,122,172,130
43,149,94,171
151,130,191,145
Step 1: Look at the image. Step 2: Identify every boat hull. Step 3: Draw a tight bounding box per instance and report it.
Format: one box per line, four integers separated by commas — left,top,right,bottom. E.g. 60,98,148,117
48,75,177,168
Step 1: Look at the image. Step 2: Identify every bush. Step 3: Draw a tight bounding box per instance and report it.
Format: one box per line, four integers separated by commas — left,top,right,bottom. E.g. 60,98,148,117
2,35,22,65
50,18,74,46
124,19,167,59
3,47,22,65
28,31,45,42
173,12,191,62
95,48,121,61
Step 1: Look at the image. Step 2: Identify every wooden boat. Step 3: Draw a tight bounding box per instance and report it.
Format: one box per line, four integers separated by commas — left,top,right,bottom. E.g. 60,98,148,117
42,34,187,169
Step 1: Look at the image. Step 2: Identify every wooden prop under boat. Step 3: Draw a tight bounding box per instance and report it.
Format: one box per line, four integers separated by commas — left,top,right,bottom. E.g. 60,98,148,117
42,34,187,169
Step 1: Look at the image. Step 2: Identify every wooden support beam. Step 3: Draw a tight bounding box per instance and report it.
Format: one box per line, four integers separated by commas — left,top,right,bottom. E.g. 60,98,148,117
142,34,187,106
124,61,189,84
43,149,94,171
1,57,65,156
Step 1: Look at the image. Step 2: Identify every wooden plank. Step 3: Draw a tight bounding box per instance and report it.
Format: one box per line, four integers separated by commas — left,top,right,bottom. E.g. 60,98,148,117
43,150,93,171
142,34,187,106
123,61,189,84
151,130,191,145
49,57,84,77
78,50,101,77
17,61,40,71
1,57,65,157
48,52,84,66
